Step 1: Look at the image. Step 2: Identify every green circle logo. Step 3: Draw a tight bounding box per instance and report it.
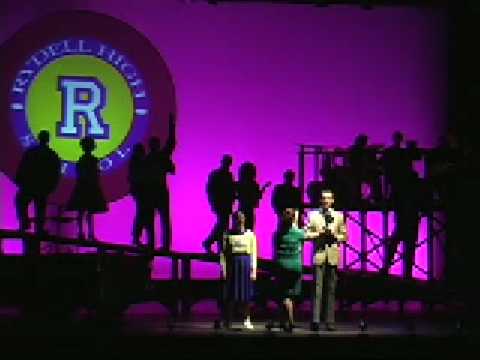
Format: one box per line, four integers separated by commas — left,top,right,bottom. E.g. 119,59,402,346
27,55,134,161
10,38,151,177
1,11,176,202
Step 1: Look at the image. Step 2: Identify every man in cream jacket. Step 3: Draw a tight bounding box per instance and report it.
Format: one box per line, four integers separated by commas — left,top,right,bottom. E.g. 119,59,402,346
305,189,348,331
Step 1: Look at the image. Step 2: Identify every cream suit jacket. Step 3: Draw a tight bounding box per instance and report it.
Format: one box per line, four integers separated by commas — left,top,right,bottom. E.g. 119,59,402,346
304,209,348,266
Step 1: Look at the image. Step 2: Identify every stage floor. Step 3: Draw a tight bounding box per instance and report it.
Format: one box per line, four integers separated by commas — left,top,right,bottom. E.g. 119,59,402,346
123,319,455,336
0,309,476,358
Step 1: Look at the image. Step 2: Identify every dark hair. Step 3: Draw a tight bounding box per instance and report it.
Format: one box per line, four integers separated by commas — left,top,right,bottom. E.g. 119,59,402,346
239,162,256,182
80,136,95,153
231,211,245,231
284,169,295,181
321,188,334,196
282,208,296,223
37,130,50,145
393,131,404,142
354,134,368,147
221,154,233,166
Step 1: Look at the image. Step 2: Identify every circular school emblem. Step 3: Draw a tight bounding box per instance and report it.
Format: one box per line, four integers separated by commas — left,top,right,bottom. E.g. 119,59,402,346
0,11,176,201
10,38,150,176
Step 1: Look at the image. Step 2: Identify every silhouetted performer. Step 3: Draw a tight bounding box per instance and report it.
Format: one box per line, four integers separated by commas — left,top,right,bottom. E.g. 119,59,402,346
15,130,61,237
381,169,421,279
305,189,348,332
269,208,306,332
381,134,422,278
321,149,354,209
428,132,462,286
219,211,257,329
306,180,324,209
203,154,236,254
271,169,301,217
236,162,271,231
145,114,176,251
128,143,154,248
426,130,461,207
382,131,407,203
347,134,382,207
272,170,302,260
67,136,107,240
382,132,422,206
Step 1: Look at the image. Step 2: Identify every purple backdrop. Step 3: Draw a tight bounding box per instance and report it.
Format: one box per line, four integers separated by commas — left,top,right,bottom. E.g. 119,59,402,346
0,0,447,279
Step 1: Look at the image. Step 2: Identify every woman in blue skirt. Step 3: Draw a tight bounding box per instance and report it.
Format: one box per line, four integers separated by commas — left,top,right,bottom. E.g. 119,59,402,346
220,211,257,329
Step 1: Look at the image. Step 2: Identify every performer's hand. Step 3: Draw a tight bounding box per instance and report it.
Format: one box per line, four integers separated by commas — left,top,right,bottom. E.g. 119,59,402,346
250,271,256,281
320,227,333,237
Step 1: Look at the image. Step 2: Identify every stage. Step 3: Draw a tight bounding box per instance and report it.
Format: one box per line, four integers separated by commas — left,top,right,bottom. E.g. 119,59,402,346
0,305,476,358
1,0,479,358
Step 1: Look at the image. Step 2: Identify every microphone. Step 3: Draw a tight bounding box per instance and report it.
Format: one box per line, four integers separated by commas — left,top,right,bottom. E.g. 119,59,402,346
324,210,334,225
322,210,336,246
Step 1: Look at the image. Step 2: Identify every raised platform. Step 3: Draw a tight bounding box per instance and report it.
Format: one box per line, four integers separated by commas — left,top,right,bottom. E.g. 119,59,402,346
0,253,449,317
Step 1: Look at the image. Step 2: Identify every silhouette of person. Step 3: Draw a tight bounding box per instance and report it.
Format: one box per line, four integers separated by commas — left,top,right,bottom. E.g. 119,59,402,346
347,134,382,207
426,130,461,207
236,162,270,231
145,114,176,251
382,131,406,203
431,133,461,279
271,170,301,218
306,180,323,209
381,132,422,205
67,136,108,240
321,150,354,210
381,134,422,279
203,154,236,254
381,170,421,279
128,143,154,248
15,130,61,237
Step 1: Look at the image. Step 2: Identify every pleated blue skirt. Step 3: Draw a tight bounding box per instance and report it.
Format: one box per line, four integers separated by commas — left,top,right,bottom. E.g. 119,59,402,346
226,254,253,302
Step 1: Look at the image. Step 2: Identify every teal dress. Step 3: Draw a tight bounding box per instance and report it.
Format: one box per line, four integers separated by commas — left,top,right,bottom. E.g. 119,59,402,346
275,226,305,299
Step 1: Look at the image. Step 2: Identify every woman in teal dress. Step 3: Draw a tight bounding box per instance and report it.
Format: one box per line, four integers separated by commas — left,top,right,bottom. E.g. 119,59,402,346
273,208,305,332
